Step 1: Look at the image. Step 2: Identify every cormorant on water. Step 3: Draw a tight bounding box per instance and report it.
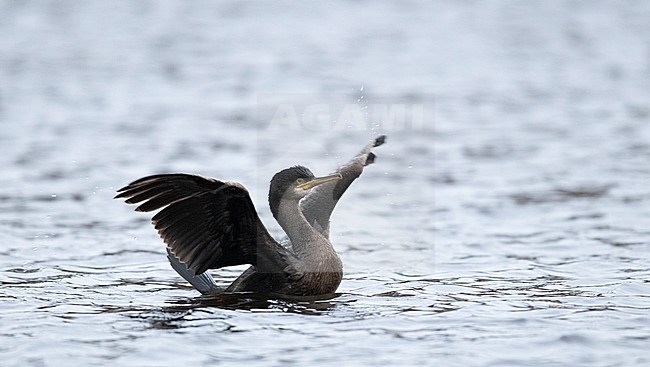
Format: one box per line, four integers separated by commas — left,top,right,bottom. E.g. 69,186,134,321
115,135,386,296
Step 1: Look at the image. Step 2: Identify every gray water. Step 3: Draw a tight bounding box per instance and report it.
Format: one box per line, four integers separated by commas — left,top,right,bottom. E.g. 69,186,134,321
1,1,649,366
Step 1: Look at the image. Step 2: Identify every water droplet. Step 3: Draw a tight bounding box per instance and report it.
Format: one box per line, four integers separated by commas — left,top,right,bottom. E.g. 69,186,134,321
51,194,57,198
360,86,364,91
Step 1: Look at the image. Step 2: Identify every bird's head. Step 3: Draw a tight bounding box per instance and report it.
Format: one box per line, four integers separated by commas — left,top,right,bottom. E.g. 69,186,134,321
268,165,342,219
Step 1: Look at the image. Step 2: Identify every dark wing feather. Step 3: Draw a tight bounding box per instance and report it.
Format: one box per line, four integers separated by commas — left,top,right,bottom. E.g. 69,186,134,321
115,174,298,277
300,135,386,236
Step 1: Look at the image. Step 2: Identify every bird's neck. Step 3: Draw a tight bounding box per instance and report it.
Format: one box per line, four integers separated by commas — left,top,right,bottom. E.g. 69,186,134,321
276,198,323,256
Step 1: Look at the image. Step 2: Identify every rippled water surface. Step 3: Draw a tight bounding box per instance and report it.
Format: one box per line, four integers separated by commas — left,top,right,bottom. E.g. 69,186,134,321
1,1,650,366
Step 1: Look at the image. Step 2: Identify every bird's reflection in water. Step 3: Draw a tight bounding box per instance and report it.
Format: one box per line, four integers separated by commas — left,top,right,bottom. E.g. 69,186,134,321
193,292,342,313
135,293,343,330
190,293,340,315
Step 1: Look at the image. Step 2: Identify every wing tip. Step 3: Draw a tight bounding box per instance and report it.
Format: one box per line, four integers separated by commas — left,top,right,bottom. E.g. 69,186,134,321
114,185,133,199
115,185,129,193
374,135,387,147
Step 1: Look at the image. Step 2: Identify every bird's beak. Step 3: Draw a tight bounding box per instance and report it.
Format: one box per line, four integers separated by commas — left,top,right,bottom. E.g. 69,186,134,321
297,173,342,190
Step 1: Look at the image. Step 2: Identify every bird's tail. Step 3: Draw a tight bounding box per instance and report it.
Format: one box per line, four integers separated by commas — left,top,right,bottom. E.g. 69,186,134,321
167,248,222,295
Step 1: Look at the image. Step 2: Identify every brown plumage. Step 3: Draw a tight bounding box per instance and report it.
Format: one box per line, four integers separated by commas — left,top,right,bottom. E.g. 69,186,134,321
115,135,386,296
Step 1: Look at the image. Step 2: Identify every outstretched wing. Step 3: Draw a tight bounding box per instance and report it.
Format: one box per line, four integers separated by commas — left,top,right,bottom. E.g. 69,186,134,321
300,135,386,236
115,174,298,276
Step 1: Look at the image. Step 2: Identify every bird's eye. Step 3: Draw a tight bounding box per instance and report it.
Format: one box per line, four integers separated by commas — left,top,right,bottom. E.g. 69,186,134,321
296,178,305,184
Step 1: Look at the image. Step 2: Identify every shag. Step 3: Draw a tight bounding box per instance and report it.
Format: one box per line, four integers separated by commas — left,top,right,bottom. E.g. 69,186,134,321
115,135,386,296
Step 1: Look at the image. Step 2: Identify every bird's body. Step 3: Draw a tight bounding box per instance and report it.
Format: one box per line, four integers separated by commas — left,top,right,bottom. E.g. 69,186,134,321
115,135,385,296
